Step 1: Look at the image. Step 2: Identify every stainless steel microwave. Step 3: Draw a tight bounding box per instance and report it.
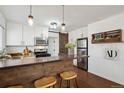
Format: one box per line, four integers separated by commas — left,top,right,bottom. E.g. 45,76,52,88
34,37,48,46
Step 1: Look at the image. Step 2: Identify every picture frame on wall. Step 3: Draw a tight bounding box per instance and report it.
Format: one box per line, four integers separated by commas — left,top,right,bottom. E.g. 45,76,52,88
94,33,104,40
105,48,119,60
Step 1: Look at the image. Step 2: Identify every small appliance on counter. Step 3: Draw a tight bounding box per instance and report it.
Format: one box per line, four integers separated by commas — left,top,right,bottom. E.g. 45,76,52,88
34,49,51,58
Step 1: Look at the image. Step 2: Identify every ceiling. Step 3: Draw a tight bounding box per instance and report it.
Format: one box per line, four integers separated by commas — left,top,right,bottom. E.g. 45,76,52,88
0,5,124,32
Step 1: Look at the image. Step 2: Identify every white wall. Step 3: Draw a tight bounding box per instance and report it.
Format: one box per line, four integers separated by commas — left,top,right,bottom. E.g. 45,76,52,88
69,27,88,55
88,13,124,85
69,27,88,66
6,46,34,53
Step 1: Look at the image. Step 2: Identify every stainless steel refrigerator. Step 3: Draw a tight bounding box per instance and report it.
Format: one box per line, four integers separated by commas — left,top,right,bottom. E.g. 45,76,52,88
77,38,88,71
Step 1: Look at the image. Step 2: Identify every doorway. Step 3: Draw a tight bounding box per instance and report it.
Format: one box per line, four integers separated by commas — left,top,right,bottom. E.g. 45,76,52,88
59,33,68,55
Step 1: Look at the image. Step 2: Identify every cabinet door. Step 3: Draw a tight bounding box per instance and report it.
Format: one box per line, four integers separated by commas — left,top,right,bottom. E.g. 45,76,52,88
34,26,42,37
0,13,5,28
0,27,5,50
6,23,22,46
34,26,48,38
0,27,2,50
23,26,34,46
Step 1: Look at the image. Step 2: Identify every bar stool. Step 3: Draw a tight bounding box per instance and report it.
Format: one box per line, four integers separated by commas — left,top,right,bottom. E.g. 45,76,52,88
34,76,57,88
60,71,78,88
7,85,23,88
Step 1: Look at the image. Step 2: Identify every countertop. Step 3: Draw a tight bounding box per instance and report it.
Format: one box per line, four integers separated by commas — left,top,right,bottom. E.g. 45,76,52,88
0,56,61,69
0,55,89,69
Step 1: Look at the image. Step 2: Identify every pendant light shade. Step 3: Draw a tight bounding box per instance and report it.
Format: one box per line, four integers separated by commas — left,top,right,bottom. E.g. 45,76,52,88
61,5,66,32
61,23,65,31
28,5,33,26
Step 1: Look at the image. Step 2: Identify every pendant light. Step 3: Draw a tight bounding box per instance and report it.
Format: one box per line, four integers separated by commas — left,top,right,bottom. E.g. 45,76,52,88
28,5,33,26
61,5,66,32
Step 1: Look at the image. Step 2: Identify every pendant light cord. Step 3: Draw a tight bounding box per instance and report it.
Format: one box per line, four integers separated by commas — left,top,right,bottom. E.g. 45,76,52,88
62,5,64,23
30,5,32,15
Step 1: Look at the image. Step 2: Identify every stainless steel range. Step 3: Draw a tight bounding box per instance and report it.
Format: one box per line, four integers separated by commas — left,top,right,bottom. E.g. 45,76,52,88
34,48,51,58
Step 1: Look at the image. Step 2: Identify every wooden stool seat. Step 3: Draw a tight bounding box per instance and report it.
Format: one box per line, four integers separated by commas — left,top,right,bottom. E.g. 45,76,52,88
34,76,57,88
60,71,77,80
60,71,78,88
7,85,23,88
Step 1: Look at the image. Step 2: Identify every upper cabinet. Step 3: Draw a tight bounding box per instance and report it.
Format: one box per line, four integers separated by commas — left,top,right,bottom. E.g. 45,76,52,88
6,22,34,46
34,26,42,37
0,27,5,50
34,26,48,39
6,22,22,46
0,12,6,28
6,21,48,46
23,25,34,46
0,12,6,50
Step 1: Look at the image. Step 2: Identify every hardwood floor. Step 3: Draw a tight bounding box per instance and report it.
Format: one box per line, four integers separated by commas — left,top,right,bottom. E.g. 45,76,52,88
55,67,124,88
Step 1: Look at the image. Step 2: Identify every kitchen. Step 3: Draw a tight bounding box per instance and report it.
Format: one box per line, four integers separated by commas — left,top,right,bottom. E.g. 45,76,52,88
0,5,84,88
5,21,59,58
0,5,124,88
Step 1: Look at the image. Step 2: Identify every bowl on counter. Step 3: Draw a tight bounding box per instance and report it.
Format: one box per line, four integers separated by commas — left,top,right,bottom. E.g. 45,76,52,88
7,53,23,59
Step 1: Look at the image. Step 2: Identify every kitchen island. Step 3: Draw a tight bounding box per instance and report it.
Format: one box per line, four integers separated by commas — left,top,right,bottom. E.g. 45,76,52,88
0,56,75,87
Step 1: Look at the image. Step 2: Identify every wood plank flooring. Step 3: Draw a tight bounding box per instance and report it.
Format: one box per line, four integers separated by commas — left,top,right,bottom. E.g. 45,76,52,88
54,67,124,88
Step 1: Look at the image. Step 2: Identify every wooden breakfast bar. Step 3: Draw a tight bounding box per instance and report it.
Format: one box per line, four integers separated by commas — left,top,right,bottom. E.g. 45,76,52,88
0,56,75,87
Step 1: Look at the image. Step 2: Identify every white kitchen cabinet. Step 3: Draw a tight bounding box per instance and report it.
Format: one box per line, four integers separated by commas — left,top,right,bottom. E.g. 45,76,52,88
6,21,49,46
0,27,5,50
0,12,6,50
23,25,34,46
0,12,6,28
6,22,34,46
0,27,3,50
6,22,22,46
34,26,42,37
0,27,2,50
34,26,48,38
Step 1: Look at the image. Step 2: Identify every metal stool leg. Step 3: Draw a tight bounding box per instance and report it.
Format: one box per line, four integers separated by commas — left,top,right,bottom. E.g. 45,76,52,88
53,85,55,88
67,80,70,88
59,78,62,88
74,78,78,88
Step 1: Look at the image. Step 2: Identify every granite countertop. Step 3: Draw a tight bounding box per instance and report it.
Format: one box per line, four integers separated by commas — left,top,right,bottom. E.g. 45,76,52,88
0,56,61,69
0,55,89,69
